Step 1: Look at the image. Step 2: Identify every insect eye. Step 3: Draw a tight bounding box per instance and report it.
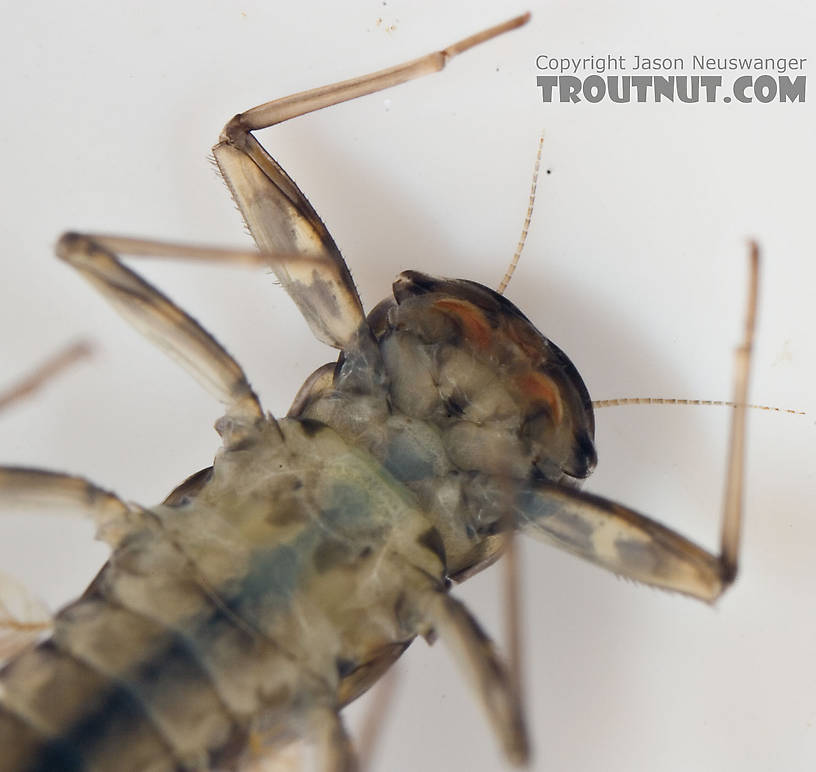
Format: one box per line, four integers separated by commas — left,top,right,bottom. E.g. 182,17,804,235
566,430,598,479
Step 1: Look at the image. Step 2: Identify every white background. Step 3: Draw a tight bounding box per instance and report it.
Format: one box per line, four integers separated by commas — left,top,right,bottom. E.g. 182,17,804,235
1,1,814,771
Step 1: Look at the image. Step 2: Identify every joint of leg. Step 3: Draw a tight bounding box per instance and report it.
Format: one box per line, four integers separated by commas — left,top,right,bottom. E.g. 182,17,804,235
55,231,112,271
219,113,250,147
55,231,90,263
721,556,738,587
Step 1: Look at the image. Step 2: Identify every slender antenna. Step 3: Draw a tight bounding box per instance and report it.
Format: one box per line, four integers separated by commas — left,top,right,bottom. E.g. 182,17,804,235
592,397,804,416
497,133,545,295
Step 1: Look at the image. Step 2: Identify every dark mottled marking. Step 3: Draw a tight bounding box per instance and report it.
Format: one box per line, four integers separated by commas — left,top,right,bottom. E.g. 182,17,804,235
299,270,342,322
0,704,57,772
37,679,173,772
131,634,207,688
541,512,595,555
614,539,660,574
478,520,504,536
417,528,447,568
336,657,357,679
313,538,354,573
516,488,596,554
25,738,83,772
297,417,327,437
266,498,309,528
231,544,301,617
208,724,250,771
226,435,257,453
188,604,257,659
383,435,435,482
1,639,116,736
392,592,414,636
550,510,595,552
44,613,245,769
321,483,370,531
444,393,467,418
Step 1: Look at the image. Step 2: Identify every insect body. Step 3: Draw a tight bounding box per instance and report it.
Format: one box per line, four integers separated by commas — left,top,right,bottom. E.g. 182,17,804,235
0,12,759,772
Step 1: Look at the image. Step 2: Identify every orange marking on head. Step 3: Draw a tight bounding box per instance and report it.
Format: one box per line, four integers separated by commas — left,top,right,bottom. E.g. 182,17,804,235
516,371,563,423
433,298,493,349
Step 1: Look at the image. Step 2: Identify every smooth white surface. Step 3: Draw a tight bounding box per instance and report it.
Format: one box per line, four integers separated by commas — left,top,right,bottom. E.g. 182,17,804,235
1,2,814,771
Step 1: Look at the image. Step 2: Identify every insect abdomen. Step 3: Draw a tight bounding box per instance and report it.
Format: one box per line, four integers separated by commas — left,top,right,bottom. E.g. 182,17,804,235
0,581,245,772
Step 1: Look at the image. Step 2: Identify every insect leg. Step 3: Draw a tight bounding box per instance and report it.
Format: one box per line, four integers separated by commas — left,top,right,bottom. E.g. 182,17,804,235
55,233,263,422
354,666,399,772
250,706,357,772
308,706,357,772
0,342,91,414
0,467,136,547
518,245,759,603
0,469,137,660
423,592,529,766
212,14,529,350
0,568,52,661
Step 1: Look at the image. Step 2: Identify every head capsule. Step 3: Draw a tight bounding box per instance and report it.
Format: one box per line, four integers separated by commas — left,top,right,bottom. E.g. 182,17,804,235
368,271,597,484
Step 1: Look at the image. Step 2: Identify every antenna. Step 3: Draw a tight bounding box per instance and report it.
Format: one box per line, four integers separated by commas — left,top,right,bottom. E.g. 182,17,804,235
497,133,545,295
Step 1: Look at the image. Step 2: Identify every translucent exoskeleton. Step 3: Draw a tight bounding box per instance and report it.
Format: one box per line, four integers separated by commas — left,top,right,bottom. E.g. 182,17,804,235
0,4,812,772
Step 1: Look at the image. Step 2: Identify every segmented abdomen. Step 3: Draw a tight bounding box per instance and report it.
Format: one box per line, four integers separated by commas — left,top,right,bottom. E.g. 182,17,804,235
0,544,267,771
0,504,318,772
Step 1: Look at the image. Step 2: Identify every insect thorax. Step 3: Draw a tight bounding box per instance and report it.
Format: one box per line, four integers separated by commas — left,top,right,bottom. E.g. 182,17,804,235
292,270,597,578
